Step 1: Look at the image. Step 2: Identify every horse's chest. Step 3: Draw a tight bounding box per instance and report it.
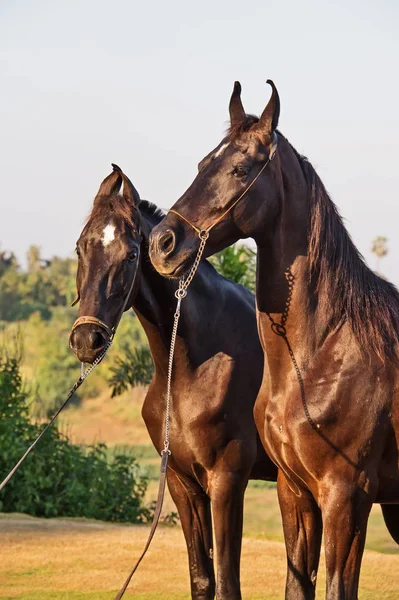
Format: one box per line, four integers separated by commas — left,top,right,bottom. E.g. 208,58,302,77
262,391,300,463
260,357,385,489
142,358,236,468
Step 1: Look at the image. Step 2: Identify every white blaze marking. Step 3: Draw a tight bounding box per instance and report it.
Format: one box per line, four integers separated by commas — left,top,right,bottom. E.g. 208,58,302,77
213,142,229,159
102,223,116,247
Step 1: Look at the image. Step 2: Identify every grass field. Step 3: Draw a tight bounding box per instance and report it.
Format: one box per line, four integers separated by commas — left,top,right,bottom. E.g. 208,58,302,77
1,510,399,600
2,390,392,598
1,487,398,599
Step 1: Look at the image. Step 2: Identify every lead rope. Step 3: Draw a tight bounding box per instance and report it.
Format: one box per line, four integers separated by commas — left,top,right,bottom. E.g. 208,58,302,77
113,231,209,600
0,244,141,494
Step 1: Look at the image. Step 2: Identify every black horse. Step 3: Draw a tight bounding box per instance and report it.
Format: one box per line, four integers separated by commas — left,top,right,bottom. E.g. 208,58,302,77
69,166,277,600
149,81,399,600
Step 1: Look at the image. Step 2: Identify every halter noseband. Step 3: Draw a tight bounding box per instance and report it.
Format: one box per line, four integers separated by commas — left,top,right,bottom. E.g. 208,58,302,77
169,132,278,237
70,315,114,341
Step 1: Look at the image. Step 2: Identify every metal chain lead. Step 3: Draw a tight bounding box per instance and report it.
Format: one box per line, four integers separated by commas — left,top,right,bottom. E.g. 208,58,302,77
162,230,209,454
266,268,359,470
265,269,310,422
267,268,319,433
162,299,181,455
179,231,209,294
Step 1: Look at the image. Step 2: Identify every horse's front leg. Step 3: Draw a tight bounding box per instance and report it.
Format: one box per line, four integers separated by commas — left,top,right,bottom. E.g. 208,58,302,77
321,469,377,600
210,470,248,600
277,470,322,600
167,468,215,600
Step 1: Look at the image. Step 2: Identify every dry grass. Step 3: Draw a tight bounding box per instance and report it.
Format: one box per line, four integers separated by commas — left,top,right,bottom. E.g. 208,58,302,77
59,387,149,447
21,390,397,598
0,514,398,600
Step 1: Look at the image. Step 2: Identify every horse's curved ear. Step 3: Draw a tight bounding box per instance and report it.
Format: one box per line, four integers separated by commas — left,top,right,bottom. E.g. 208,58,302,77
229,81,246,128
112,164,141,207
71,291,80,307
256,80,280,138
95,170,122,198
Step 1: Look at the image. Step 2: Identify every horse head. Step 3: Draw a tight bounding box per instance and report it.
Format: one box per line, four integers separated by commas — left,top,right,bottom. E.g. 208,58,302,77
69,165,142,363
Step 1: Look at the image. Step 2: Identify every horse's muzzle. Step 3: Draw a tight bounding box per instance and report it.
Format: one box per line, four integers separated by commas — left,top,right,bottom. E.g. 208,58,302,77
69,323,109,364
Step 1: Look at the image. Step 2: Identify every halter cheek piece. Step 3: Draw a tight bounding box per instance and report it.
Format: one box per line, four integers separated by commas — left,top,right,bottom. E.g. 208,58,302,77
169,132,278,238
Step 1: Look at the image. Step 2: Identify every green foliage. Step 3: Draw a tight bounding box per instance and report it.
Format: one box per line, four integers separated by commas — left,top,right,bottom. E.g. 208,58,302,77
0,246,78,322
0,347,149,523
1,303,148,415
209,244,256,291
26,309,82,416
109,345,154,397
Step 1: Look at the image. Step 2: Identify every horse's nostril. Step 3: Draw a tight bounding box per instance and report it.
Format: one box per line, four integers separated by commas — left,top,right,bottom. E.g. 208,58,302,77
70,331,78,349
159,230,175,255
90,331,106,350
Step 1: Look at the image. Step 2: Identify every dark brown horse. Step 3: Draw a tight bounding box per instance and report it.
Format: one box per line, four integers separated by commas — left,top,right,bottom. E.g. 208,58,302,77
69,166,277,600
149,82,399,599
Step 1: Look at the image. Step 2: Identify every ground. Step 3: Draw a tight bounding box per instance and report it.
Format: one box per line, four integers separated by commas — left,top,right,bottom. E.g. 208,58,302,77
2,389,398,599
1,513,399,600
1,489,399,600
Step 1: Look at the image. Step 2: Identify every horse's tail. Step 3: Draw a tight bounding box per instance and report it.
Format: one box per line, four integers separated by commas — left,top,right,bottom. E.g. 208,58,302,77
381,504,399,545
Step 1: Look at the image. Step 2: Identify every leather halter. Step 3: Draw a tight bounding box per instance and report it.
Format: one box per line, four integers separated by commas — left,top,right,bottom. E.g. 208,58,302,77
169,132,278,237
69,243,141,350
70,315,113,340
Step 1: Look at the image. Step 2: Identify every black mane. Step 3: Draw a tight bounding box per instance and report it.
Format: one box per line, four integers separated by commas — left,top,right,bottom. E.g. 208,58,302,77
287,139,399,361
139,201,165,226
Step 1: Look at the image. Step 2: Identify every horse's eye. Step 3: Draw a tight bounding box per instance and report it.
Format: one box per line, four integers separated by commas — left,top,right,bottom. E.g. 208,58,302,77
232,165,248,178
127,248,138,262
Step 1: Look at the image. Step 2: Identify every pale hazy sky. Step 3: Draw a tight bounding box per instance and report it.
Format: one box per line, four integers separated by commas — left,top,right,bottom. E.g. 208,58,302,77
1,1,398,281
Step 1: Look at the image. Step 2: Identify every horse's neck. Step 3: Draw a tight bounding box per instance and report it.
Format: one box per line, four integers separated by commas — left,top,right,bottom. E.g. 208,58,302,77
254,144,330,370
132,237,218,376
256,245,302,322
132,246,182,372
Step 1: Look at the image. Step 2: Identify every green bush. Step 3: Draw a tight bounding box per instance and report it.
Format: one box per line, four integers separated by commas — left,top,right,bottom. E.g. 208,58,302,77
209,244,256,291
0,349,149,523
109,345,154,397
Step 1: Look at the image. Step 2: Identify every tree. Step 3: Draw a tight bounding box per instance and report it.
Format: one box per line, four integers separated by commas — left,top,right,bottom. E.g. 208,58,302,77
27,245,42,273
371,236,388,274
209,244,256,291
0,245,79,321
0,250,19,277
108,345,154,397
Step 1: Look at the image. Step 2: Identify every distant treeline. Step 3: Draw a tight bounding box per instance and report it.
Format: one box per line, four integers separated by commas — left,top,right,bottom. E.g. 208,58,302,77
0,246,77,321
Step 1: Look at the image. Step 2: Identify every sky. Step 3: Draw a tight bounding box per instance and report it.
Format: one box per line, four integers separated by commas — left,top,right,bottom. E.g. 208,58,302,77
1,0,398,282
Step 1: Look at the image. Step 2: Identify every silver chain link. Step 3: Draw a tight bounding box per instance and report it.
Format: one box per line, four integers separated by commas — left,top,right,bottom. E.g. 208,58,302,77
162,231,209,455
80,341,112,381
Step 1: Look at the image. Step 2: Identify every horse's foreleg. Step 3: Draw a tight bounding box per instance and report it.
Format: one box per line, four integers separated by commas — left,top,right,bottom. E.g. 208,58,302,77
210,471,247,600
277,470,322,600
321,472,377,600
167,469,215,600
